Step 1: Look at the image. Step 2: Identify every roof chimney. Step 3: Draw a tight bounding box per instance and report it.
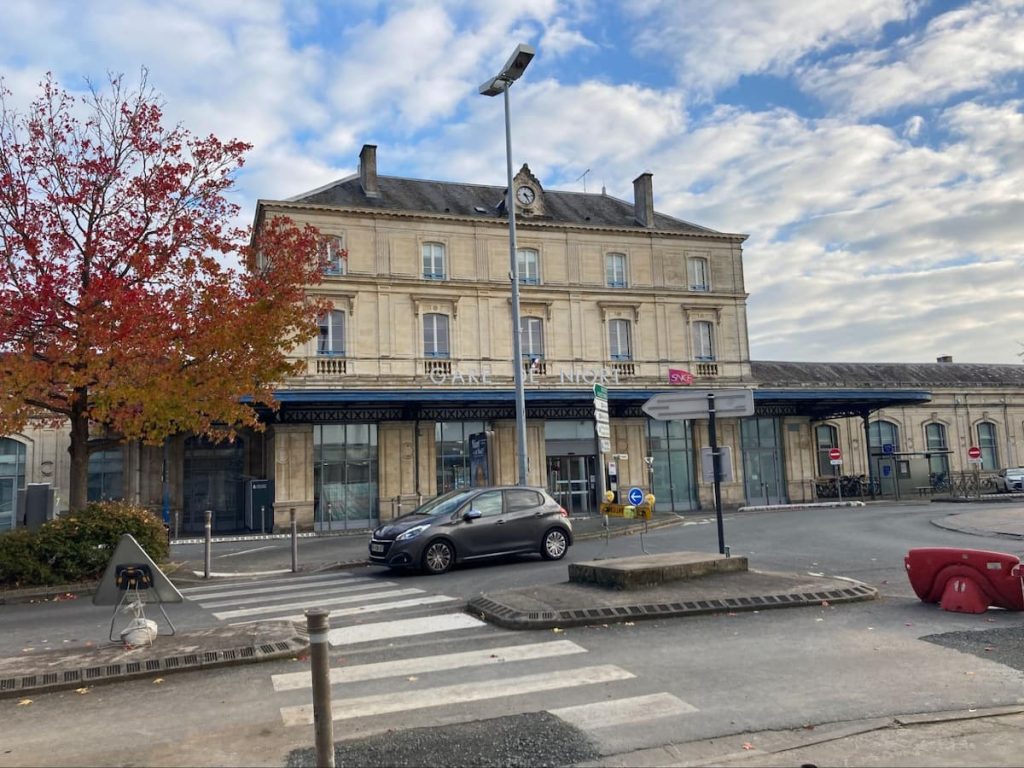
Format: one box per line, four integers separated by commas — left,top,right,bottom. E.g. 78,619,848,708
937,355,953,363
633,172,654,228
359,144,380,198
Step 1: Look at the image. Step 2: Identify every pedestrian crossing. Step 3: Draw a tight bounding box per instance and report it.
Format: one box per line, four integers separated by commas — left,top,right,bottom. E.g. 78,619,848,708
179,570,461,626
267,610,700,748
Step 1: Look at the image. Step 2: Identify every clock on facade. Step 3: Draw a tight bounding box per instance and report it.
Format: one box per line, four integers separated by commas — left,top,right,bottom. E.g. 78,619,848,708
516,186,535,205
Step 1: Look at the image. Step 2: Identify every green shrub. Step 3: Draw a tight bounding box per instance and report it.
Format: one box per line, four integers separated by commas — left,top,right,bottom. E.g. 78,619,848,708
0,528,55,587
0,501,168,588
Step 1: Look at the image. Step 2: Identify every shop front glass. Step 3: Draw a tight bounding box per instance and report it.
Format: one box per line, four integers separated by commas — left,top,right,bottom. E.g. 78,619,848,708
436,421,486,493
0,438,26,531
545,420,598,515
314,424,379,530
741,417,787,505
183,437,245,533
646,419,699,512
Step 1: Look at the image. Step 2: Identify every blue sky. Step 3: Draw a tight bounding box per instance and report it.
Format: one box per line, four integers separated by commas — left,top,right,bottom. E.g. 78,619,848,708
2,0,1022,364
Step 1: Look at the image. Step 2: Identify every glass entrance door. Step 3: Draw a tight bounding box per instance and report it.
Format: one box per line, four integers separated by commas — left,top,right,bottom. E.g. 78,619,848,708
741,418,787,505
546,455,595,515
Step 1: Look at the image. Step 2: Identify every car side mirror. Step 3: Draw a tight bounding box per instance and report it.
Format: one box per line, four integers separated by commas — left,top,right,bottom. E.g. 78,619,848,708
464,509,482,521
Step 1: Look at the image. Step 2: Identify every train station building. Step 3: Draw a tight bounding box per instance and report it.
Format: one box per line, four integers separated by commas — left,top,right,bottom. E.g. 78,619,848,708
4,145,1023,534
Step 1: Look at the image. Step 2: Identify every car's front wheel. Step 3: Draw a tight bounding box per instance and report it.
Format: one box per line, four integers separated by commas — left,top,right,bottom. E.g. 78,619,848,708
422,539,455,574
541,527,569,561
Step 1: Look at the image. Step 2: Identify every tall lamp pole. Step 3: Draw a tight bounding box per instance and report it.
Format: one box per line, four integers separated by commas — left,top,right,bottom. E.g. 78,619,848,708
480,43,535,486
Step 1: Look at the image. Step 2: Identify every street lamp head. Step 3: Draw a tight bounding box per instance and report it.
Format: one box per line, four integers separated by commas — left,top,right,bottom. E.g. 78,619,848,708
500,43,535,82
478,77,507,97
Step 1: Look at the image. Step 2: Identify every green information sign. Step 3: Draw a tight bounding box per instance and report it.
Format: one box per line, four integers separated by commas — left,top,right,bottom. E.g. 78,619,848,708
593,383,608,400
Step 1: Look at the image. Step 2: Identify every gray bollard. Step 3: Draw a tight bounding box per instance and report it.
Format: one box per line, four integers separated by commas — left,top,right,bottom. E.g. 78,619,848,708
204,510,212,579
291,508,298,573
173,510,180,541
305,609,335,768
260,504,266,535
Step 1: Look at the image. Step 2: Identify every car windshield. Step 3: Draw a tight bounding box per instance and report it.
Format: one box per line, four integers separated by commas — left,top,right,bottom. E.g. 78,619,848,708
412,488,479,517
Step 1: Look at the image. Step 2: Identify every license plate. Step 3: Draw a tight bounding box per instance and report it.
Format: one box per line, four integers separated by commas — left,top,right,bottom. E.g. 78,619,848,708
370,543,385,553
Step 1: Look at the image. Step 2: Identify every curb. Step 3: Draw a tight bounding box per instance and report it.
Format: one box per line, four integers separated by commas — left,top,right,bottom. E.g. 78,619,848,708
467,582,878,630
0,621,308,700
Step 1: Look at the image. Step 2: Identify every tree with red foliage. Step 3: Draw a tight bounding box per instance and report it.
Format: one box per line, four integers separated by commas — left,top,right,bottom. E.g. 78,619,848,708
0,71,327,511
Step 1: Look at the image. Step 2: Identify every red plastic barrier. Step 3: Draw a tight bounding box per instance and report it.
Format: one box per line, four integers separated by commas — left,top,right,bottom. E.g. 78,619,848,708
904,547,1024,613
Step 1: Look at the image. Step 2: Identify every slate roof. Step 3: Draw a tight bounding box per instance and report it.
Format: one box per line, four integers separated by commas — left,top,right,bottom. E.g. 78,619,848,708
284,174,734,237
752,360,1024,389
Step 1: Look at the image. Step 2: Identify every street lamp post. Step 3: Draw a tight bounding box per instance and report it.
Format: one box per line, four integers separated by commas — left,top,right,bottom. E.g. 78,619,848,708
480,43,535,487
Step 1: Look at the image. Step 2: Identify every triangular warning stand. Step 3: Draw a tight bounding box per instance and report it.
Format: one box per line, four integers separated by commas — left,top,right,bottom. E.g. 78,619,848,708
92,533,184,606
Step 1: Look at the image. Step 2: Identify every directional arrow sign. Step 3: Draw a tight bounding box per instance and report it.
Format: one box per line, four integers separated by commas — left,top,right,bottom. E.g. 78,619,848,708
594,409,609,424
595,422,610,438
593,397,608,412
642,389,755,420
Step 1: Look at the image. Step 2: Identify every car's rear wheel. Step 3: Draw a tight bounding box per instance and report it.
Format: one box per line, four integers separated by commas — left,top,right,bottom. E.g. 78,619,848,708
541,527,569,561
422,539,454,574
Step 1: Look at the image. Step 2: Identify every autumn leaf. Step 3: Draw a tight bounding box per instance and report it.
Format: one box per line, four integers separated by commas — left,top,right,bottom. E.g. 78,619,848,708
17,699,32,706
152,678,165,685
75,688,90,695
742,742,754,750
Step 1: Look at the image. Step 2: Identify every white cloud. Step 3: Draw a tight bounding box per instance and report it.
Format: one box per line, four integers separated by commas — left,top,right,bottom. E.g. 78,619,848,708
627,0,918,95
798,0,1024,117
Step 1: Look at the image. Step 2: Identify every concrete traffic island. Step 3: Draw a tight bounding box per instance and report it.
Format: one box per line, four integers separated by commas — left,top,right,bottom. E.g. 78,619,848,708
468,551,877,630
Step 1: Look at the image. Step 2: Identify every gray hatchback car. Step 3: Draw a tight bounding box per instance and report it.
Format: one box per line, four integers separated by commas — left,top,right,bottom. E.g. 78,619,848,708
368,486,573,574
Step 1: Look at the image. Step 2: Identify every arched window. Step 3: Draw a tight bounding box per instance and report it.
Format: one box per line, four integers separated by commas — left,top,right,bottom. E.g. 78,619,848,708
868,420,900,454
693,320,715,361
815,424,838,477
687,256,709,291
423,313,450,358
516,248,540,284
317,310,345,355
422,242,446,280
924,423,950,478
520,316,544,359
606,253,627,288
977,422,999,469
608,319,632,360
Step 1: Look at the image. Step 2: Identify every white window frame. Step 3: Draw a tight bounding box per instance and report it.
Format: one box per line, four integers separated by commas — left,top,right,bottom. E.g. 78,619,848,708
688,256,709,292
520,316,545,359
977,422,999,469
317,310,346,356
693,320,715,361
606,252,627,288
321,236,346,276
423,313,450,358
516,248,540,285
608,318,632,361
422,242,446,280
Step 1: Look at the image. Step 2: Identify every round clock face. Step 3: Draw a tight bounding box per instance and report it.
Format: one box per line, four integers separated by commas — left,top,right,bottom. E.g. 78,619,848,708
516,186,535,205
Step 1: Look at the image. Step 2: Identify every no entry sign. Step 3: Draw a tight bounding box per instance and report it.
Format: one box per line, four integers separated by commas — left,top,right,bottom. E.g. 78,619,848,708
968,446,982,462
829,448,842,465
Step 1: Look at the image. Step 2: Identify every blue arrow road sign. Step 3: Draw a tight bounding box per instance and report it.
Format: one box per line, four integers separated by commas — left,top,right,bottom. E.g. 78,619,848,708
627,487,644,505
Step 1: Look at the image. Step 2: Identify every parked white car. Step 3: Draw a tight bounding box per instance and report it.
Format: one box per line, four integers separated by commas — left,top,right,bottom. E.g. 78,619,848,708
993,468,1024,493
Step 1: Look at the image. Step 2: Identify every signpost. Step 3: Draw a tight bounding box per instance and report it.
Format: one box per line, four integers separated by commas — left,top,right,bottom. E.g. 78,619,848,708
642,389,754,556
829,447,843,502
968,446,982,463
594,384,609,502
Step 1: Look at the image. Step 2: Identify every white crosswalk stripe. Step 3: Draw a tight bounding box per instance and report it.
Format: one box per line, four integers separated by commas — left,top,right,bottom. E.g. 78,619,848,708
279,664,637,726
270,618,700,749
180,570,464,626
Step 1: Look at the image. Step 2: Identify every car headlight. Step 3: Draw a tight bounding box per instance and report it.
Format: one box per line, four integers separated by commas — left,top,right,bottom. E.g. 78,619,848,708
396,524,430,541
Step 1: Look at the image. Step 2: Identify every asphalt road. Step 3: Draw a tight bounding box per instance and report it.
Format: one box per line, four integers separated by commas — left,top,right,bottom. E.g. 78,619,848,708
3,500,1024,767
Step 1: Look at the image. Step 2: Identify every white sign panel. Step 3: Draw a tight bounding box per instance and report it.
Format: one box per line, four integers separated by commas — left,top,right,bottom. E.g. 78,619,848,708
599,438,612,454
594,409,609,424
643,389,755,421
593,397,608,412
595,422,610,438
